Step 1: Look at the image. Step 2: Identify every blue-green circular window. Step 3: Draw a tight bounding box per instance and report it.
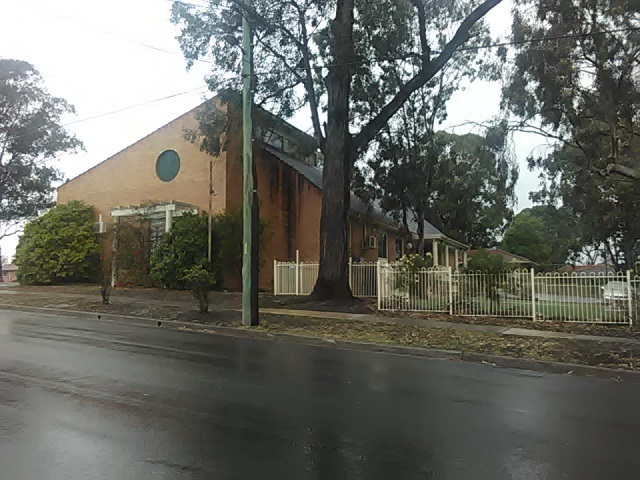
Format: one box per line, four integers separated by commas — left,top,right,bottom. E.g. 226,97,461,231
156,150,180,182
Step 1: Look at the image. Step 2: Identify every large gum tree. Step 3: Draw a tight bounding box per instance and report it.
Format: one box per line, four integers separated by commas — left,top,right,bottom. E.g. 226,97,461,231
171,0,503,299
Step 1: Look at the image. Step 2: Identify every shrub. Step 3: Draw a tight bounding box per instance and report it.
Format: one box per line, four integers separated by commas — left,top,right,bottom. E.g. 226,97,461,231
182,263,218,312
114,220,152,287
15,201,100,284
212,209,268,278
149,212,218,290
464,249,505,273
391,253,435,294
462,249,508,305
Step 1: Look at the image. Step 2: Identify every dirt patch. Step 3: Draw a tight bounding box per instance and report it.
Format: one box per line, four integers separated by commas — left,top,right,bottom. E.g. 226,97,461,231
379,310,640,340
252,315,640,371
259,294,376,314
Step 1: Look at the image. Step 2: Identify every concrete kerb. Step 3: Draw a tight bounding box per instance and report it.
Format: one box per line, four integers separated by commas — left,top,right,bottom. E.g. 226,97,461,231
2,303,640,382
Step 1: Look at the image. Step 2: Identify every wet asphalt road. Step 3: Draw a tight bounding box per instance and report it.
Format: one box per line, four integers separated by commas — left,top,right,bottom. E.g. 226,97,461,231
1,309,640,479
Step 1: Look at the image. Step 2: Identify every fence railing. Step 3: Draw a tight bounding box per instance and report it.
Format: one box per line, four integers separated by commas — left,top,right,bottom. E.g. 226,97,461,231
451,269,533,318
274,258,381,298
275,258,640,324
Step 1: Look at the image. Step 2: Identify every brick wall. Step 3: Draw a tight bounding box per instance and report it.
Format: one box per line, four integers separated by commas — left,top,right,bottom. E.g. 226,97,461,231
57,104,400,291
57,108,227,223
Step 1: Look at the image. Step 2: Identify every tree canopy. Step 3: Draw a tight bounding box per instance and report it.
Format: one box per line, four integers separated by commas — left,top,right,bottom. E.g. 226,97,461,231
502,210,552,265
363,126,517,252
171,0,504,298
503,0,640,270
14,201,100,285
0,59,82,232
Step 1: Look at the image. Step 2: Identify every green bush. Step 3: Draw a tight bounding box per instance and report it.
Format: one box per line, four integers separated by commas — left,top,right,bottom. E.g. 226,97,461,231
462,249,509,306
149,212,218,290
212,209,268,278
464,249,505,273
15,201,100,284
182,263,218,312
391,253,435,293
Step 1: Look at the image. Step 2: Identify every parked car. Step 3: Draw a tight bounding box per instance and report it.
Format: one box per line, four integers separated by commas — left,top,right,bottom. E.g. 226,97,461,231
602,281,637,304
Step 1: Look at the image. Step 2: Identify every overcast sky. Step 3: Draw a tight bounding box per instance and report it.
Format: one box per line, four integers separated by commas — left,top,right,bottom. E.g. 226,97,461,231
1,0,548,261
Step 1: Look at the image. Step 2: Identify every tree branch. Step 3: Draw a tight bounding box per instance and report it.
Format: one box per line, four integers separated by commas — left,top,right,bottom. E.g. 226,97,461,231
225,0,304,49
351,0,502,156
599,163,640,181
298,7,325,149
409,0,430,64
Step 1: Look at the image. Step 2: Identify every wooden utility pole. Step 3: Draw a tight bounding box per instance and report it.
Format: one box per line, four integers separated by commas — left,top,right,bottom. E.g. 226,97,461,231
242,0,258,326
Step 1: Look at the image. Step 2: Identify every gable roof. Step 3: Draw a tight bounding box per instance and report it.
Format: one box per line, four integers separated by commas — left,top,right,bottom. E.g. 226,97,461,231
2,264,18,272
469,248,534,263
264,146,454,241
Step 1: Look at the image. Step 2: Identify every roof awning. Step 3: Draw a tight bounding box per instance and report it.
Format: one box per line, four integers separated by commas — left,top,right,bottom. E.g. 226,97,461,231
111,202,199,233
111,201,198,219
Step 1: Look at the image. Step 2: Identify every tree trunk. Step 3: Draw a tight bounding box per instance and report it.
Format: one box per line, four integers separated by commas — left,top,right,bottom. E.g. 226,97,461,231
311,0,354,300
416,212,425,256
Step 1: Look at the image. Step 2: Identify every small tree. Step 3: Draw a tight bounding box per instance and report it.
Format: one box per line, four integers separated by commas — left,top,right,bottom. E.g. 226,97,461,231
182,263,218,313
98,227,117,304
14,201,100,284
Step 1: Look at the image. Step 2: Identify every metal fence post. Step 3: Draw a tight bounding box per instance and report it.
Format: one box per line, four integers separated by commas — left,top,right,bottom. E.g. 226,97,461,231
448,266,453,315
531,268,536,321
273,259,278,295
349,256,353,290
627,270,633,326
295,250,300,296
377,260,382,310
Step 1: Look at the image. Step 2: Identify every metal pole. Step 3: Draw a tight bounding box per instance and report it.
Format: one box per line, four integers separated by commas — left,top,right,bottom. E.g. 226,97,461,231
208,158,213,262
273,259,278,295
242,0,258,326
295,249,300,296
377,259,382,310
627,270,633,326
531,268,536,321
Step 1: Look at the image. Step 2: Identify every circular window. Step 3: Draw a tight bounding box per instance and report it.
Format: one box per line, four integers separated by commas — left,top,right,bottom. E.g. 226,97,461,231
156,150,180,182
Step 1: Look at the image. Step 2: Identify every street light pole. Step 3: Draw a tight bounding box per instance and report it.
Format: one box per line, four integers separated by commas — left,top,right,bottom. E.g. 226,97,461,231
242,0,258,326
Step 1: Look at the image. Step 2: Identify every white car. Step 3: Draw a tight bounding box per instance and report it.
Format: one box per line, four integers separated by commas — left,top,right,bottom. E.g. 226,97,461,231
602,281,636,303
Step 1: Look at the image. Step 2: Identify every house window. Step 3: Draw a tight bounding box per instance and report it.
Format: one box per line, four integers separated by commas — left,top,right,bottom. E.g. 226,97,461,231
156,150,180,182
263,131,283,150
284,138,296,154
378,232,388,259
395,238,403,259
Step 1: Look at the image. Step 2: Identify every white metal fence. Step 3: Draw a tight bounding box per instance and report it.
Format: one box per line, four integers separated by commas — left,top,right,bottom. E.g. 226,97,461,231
275,259,640,324
451,269,533,318
274,258,380,298
379,265,639,324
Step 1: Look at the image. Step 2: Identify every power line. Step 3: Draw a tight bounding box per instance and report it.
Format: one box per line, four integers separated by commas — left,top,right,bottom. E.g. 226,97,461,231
21,0,216,67
63,86,209,127
8,86,209,142
320,26,640,69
